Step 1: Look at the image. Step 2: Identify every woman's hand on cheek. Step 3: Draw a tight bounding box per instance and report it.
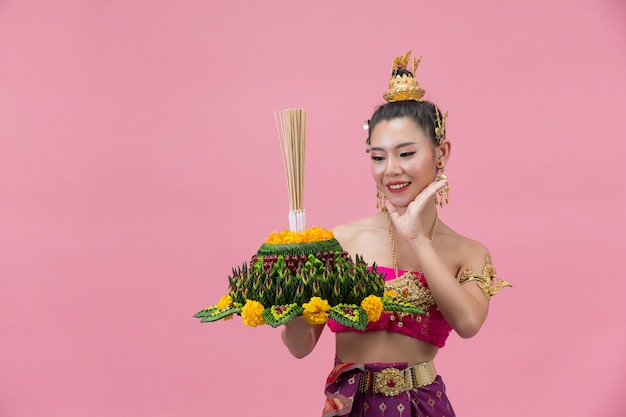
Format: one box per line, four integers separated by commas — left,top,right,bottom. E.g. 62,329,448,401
387,179,448,241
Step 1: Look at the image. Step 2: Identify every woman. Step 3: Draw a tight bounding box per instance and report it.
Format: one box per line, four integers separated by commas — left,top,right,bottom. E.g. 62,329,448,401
281,51,510,417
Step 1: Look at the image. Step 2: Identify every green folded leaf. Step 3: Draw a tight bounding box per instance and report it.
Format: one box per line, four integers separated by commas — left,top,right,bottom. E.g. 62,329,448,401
328,304,368,331
383,300,425,315
193,306,218,318
257,239,343,257
196,305,241,322
261,304,304,327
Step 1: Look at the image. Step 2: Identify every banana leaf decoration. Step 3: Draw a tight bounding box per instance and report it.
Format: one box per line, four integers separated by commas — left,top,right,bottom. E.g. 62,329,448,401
194,230,427,329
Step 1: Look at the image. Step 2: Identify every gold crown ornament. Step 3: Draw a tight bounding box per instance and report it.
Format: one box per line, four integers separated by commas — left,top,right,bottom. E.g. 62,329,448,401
383,51,425,102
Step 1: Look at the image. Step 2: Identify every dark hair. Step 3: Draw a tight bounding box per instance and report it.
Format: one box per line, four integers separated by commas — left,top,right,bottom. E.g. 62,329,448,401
366,100,442,147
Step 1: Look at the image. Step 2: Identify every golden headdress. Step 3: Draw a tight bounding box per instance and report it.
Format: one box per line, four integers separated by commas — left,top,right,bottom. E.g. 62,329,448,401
383,50,425,102
380,51,448,145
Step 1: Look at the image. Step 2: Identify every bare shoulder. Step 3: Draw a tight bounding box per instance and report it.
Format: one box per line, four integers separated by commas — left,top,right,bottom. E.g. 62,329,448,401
333,215,378,241
332,214,388,262
457,234,491,263
437,223,492,274
440,223,511,298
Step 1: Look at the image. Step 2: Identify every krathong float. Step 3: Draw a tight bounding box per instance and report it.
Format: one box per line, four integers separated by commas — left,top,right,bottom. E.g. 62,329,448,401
194,109,424,330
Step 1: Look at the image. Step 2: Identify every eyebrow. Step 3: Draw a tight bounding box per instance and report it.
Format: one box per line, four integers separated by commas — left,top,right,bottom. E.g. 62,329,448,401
369,142,417,152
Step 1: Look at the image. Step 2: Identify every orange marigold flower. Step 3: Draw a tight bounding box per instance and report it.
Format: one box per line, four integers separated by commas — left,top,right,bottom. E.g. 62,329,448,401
241,299,265,327
302,296,331,325
265,227,334,244
383,290,397,298
217,295,233,310
361,295,383,322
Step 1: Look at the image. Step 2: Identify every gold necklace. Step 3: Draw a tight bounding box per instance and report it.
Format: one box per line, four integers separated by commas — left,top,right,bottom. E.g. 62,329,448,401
385,211,438,279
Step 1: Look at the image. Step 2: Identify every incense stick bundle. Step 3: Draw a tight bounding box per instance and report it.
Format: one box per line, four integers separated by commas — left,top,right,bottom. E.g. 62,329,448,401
274,108,306,232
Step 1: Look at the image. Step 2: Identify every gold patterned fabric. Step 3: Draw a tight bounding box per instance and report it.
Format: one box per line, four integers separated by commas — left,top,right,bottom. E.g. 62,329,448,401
384,271,435,312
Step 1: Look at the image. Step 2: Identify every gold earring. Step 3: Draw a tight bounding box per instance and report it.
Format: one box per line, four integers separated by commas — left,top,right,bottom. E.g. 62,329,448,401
376,188,388,212
434,162,450,207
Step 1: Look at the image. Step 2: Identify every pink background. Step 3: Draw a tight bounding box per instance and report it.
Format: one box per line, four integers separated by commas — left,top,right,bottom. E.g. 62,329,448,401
1,0,625,416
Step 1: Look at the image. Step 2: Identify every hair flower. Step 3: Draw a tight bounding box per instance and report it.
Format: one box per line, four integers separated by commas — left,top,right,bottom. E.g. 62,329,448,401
361,295,383,322
241,299,265,327
302,296,331,324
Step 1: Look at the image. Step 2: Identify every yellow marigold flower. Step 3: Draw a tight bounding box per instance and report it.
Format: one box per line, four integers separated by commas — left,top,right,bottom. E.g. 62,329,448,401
302,296,331,325
361,295,383,322
241,299,265,327
265,227,334,244
217,295,233,310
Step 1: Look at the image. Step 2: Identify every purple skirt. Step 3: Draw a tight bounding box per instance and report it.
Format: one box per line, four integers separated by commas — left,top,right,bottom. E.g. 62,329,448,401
322,362,455,417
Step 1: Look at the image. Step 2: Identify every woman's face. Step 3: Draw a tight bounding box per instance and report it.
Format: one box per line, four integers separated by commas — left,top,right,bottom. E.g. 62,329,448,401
369,117,438,210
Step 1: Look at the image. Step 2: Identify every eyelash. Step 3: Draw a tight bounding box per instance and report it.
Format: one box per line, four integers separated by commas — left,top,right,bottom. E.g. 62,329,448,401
371,152,415,162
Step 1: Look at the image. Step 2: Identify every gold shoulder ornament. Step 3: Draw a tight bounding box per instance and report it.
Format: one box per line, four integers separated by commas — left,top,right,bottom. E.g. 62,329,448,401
458,256,512,299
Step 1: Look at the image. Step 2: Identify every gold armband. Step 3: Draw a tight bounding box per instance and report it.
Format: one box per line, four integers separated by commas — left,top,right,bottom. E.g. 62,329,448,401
459,256,512,299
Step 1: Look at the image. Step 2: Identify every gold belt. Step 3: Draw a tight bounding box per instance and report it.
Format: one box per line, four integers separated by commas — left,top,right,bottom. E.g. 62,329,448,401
357,361,437,397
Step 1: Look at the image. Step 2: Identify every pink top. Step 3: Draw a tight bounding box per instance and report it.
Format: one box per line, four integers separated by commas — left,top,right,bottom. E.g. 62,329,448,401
327,266,453,348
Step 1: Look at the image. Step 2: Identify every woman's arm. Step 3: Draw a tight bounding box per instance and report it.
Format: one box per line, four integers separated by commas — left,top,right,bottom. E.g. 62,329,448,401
281,316,325,358
386,179,491,338
409,237,490,338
